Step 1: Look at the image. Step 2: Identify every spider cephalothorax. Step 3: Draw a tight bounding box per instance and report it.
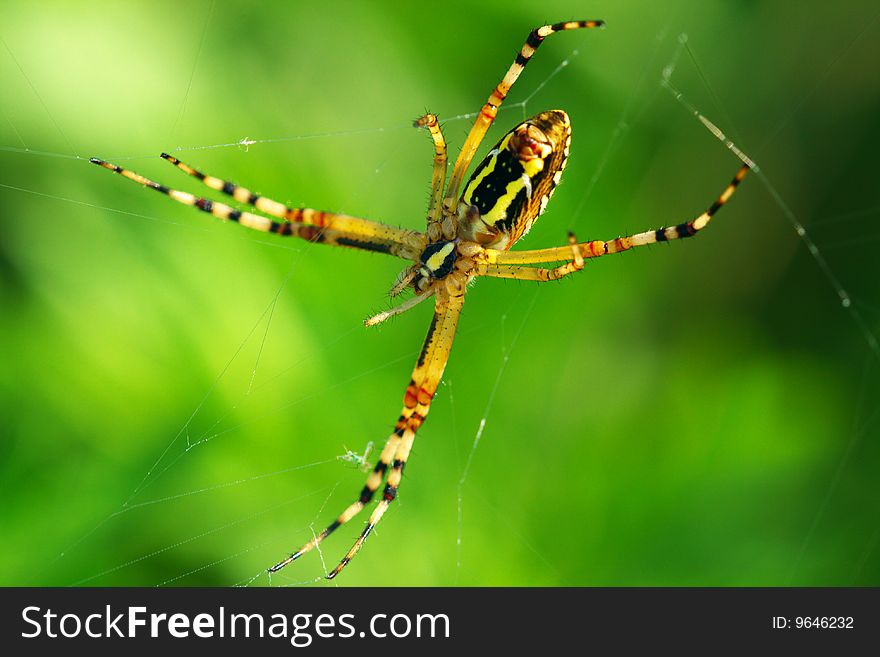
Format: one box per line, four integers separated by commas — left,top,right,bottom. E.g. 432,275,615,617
419,240,458,280
90,19,750,579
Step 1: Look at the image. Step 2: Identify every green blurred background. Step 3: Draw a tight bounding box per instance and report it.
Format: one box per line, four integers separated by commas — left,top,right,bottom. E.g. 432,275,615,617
1,0,878,586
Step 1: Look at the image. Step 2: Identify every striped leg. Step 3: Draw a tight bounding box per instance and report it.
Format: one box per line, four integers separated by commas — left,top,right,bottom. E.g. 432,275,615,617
326,288,464,579
414,114,452,241
483,164,750,268
272,289,464,578
89,157,426,259
268,431,403,573
442,20,604,212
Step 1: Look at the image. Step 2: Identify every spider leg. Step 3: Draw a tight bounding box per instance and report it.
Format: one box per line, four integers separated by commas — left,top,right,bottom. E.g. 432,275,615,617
414,114,452,241
89,157,426,260
482,164,750,269
475,232,584,281
271,287,464,578
388,265,420,297
158,153,425,257
442,20,604,213
268,431,403,573
327,288,464,579
364,287,436,327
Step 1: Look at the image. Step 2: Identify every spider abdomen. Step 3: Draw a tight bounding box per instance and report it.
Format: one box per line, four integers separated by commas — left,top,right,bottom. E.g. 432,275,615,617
458,109,571,249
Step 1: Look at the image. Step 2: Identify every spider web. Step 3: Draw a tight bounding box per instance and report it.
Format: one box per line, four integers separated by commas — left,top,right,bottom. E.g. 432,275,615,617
1,1,879,587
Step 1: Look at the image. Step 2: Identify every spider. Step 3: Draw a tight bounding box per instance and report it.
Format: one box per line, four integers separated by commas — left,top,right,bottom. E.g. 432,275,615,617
90,20,749,579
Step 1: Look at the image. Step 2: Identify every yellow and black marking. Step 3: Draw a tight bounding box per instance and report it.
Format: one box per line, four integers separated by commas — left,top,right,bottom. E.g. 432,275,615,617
601,163,750,254
443,20,603,208
459,110,571,249
158,153,427,257
479,164,751,281
267,429,403,573
270,290,465,579
419,240,457,279
324,290,463,579
90,18,755,580
90,155,426,259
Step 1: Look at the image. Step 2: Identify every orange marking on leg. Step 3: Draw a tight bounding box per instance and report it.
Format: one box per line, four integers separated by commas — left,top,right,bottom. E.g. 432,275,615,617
404,383,419,409
417,386,434,405
408,412,425,431
297,225,314,240
585,241,605,258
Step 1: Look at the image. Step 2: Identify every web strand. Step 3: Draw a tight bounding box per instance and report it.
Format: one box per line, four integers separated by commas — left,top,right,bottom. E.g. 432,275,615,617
1,33,80,158
3,13,877,588
168,0,216,143
660,45,879,361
